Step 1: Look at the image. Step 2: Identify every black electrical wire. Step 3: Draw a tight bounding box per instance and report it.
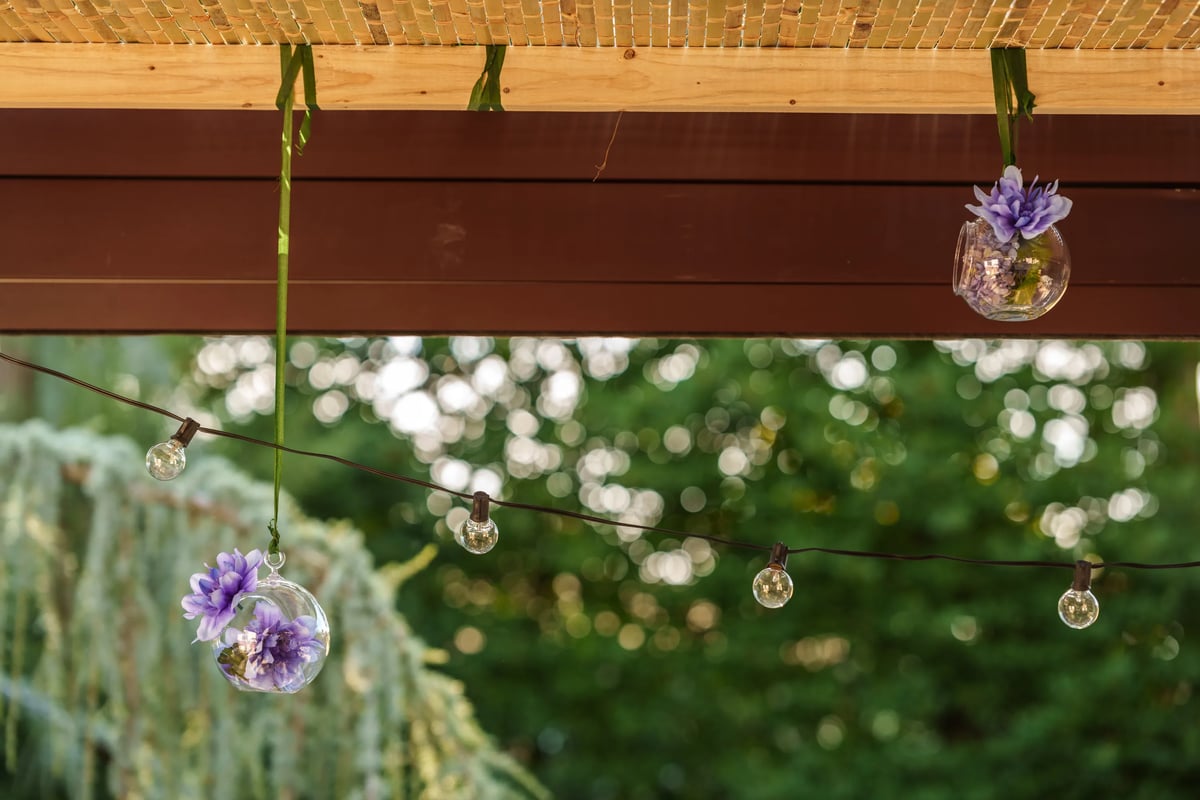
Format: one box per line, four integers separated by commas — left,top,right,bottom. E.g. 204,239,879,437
3,347,1197,572
0,348,769,554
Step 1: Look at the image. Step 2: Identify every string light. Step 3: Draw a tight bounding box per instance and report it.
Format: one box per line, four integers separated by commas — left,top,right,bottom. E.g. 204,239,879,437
4,347,1200,628
1058,560,1100,629
145,418,200,481
457,491,499,555
752,542,793,609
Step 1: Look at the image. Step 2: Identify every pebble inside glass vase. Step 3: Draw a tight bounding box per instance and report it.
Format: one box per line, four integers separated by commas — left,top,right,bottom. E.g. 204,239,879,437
211,553,330,694
953,219,1071,321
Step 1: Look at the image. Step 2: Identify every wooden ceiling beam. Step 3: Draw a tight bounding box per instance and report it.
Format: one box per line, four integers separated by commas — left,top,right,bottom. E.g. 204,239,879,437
1,109,1196,337
2,176,1197,337
3,110,1198,184
2,178,1196,286
2,44,1198,114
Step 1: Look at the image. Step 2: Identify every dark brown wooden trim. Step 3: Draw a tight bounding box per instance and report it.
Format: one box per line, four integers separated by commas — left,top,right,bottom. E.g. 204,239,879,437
2,111,1199,184
3,179,1196,285
2,282,1197,338
2,110,1198,337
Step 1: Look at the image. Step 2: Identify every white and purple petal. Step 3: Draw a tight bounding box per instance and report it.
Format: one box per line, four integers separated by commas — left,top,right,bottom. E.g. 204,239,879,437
181,548,263,642
968,165,1071,243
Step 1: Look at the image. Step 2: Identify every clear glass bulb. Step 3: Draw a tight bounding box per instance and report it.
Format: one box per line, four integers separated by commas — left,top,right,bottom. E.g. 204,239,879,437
1058,589,1099,629
752,565,793,609
146,439,186,481
456,518,498,555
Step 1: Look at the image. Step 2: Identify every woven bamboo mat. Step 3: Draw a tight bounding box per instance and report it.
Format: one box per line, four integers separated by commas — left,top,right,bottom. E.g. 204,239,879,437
1,0,1197,47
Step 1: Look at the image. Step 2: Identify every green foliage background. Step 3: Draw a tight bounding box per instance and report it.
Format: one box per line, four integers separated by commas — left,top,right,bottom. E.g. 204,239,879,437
2,335,1200,799
0,419,545,800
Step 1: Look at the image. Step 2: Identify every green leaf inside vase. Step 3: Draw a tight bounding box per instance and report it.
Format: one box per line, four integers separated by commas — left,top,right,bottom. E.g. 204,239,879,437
217,645,248,680
1010,267,1042,306
1010,235,1051,306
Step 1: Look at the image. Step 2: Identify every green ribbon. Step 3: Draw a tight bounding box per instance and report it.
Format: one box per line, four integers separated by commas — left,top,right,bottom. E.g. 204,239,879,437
269,44,318,556
276,44,319,153
990,48,1037,168
467,45,507,112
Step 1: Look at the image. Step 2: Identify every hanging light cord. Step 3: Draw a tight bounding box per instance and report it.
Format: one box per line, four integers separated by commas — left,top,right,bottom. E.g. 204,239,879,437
3,347,1198,572
783,546,1200,571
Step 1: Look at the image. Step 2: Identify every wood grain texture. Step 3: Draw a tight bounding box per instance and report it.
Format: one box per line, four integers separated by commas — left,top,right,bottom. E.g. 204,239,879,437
2,178,1196,286
3,110,1198,185
1,175,1197,336
1,104,1195,338
2,43,1198,113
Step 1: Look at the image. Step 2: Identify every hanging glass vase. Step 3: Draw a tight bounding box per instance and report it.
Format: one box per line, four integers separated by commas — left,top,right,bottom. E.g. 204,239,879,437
211,552,331,694
953,218,1070,322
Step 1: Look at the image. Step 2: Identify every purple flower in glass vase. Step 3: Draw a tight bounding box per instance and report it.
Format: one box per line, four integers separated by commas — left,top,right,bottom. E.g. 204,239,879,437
181,548,263,642
965,165,1073,244
221,604,324,692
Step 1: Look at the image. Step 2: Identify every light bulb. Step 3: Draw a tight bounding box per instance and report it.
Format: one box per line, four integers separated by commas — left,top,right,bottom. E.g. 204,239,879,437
146,439,186,481
1058,590,1099,629
1058,560,1099,629
456,491,498,555
457,517,499,555
145,418,200,482
752,542,793,609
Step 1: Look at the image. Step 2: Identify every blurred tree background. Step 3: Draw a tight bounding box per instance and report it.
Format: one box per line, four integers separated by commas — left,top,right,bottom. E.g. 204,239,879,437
2,334,1200,799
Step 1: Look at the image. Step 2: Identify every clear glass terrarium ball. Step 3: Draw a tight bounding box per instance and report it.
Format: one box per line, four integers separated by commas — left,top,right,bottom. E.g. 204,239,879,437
1058,588,1099,629
752,565,794,609
146,439,186,481
456,518,499,555
212,555,331,693
954,219,1071,321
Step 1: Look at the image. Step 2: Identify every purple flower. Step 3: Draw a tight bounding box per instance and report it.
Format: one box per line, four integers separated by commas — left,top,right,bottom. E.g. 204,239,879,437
181,548,263,642
221,604,323,692
966,165,1072,244
959,257,1018,312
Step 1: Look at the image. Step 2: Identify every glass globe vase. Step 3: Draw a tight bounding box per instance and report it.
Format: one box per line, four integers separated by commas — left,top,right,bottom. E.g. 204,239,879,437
211,555,330,694
953,219,1070,321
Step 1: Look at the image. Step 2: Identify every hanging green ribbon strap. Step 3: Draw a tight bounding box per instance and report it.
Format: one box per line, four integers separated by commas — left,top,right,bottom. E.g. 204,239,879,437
467,45,507,112
990,48,1037,168
269,44,318,556
277,44,319,153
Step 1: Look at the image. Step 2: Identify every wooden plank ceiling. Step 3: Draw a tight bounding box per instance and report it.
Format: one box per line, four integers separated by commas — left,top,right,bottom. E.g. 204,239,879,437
1,0,1195,48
